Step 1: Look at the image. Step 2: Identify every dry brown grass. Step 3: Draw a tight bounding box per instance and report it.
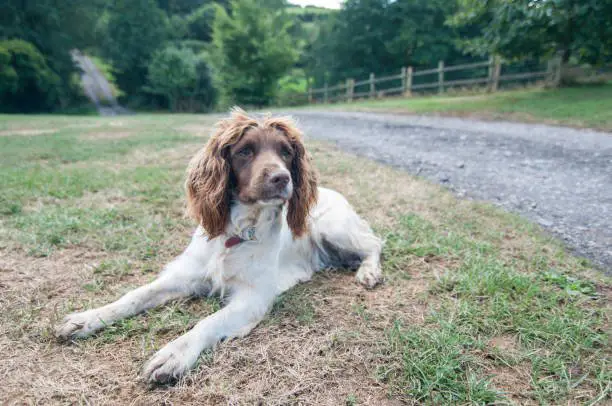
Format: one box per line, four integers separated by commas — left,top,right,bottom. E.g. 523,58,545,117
0,249,428,405
0,125,440,404
79,131,135,140
0,115,608,405
0,128,58,137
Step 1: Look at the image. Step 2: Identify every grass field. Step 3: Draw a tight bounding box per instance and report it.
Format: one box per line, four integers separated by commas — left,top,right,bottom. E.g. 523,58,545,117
324,84,612,131
0,114,610,405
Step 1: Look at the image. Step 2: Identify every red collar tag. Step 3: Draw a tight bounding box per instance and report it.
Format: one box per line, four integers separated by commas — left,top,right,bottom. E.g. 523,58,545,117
225,235,244,248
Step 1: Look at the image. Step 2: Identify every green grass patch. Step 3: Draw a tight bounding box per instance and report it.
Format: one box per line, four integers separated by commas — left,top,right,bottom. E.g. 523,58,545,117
7,199,188,257
327,84,612,130
0,128,193,166
381,321,498,404
0,117,204,257
92,298,220,345
379,213,608,403
269,285,317,325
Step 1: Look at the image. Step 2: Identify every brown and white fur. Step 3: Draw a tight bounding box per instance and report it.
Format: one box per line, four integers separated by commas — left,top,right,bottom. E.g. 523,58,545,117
55,108,382,383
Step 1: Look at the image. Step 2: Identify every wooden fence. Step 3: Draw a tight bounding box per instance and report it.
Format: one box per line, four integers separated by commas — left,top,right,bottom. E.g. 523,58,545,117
306,56,562,105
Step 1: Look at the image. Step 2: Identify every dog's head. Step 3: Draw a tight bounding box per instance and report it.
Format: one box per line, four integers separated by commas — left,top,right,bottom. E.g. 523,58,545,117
186,108,318,239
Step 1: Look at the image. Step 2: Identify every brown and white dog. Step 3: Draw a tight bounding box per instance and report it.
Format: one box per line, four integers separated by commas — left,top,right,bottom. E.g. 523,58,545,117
56,108,382,383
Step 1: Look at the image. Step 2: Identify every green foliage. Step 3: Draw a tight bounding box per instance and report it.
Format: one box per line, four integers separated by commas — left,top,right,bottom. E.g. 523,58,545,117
102,0,170,99
276,69,309,106
0,45,18,95
0,0,103,111
3,0,610,113
89,56,123,99
0,40,61,112
145,46,216,111
449,0,612,64
186,3,217,42
157,0,212,15
146,46,198,110
211,0,298,107
303,0,474,87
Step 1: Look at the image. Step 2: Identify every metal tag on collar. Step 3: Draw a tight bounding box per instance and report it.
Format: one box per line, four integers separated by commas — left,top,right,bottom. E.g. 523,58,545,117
241,226,257,241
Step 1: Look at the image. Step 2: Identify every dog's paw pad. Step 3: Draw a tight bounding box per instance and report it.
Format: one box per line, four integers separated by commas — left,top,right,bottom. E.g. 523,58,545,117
356,265,382,289
141,339,198,384
55,311,103,340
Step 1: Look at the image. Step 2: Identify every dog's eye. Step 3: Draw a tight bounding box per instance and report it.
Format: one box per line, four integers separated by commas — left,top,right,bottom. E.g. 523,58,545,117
236,147,253,158
280,148,293,160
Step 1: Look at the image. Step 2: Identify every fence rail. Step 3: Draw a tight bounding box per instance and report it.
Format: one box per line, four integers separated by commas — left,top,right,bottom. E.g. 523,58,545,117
305,56,562,105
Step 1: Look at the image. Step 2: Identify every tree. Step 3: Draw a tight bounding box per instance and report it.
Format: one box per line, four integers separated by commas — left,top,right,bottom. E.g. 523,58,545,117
146,46,197,111
0,0,104,108
211,0,298,107
304,0,468,87
102,0,169,100
145,46,216,111
186,3,217,42
386,0,463,67
157,0,209,15
0,40,61,112
449,0,612,65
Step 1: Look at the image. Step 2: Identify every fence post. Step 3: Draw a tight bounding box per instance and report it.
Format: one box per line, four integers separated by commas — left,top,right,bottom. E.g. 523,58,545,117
323,83,328,104
307,87,313,104
369,73,375,99
438,60,445,94
405,66,413,96
401,67,406,94
490,56,501,92
555,56,562,87
346,78,354,102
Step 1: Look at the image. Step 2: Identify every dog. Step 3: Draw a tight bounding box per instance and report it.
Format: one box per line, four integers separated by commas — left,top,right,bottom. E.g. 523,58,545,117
55,108,383,383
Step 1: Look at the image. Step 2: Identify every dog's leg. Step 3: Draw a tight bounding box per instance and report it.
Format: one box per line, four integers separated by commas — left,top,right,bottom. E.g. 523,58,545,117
321,212,383,288
142,288,273,383
55,254,210,340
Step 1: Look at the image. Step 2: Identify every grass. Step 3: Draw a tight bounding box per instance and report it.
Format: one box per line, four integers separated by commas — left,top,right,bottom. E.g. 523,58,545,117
0,113,609,404
324,84,612,131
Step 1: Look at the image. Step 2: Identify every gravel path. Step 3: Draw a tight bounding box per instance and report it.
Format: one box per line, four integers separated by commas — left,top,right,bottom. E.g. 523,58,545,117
291,111,612,272
72,50,129,116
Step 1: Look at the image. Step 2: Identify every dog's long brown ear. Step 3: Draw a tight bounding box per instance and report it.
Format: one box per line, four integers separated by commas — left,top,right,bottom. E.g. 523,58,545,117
288,139,318,237
185,134,231,239
268,117,318,237
186,107,256,238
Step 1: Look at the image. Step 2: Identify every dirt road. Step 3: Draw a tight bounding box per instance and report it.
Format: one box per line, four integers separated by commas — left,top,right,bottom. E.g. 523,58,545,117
291,111,612,272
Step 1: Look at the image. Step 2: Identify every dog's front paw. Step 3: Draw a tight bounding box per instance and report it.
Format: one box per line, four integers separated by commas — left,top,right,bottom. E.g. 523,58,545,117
141,335,201,384
55,310,106,340
356,263,382,289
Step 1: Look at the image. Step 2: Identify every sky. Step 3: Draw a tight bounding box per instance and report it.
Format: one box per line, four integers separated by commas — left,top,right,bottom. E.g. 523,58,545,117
289,0,343,9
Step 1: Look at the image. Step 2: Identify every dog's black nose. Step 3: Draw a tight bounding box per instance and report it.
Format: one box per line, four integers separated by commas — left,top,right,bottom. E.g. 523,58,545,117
269,172,290,188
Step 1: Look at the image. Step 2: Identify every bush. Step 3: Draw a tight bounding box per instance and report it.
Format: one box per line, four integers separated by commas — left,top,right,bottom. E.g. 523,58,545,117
276,70,309,106
145,46,216,112
103,0,169,99
0,39,61,113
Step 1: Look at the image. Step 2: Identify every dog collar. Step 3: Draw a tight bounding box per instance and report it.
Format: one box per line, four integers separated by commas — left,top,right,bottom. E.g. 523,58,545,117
224,226,256,248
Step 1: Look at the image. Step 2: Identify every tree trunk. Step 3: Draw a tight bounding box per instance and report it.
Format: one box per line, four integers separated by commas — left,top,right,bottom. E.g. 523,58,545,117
561,48,571,64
